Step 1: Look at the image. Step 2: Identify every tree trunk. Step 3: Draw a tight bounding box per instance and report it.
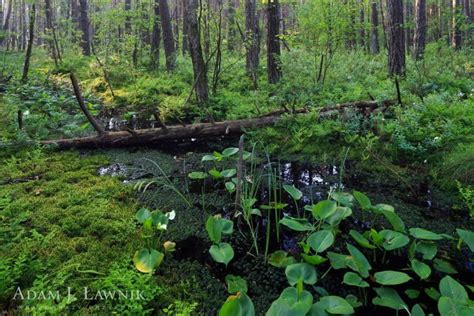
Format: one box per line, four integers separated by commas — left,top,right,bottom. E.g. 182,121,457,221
387,0,406,76
451,0,463,48
183,0,209,103
0,0,12,46
413,0,426,59
370,1,380,54
245,0,259,87
78,0,91,55
359,0,366,49
227,0,236,51
21,3,35,83
267,0,281,84
125,0,132,34
159,0,177,71
182,0,189,54
151,0,161,67
404,0,413,54
45,0,59,65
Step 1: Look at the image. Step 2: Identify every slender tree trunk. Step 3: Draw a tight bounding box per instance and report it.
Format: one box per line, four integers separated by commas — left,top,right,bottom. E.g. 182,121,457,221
413,0,426,59
182,0,189,54
183,0,209,103
405,0,413,54
227,0,236,51
21,4,35,83
370,1,380,54
387,0,406,76
151,0,161,68
452,0,464,48
159,0,176,71
125,0,132,34
79,0,91,55
45,0,58,65
359,0,366,49
245,0,259,87
0,0,12,46
267,0,281,84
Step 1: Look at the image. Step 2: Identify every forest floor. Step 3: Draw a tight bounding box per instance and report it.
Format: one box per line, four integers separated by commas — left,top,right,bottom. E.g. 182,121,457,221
0,44,473,314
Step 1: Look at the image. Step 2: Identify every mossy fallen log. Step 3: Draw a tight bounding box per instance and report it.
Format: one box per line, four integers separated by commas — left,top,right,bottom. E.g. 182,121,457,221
40,100,395,149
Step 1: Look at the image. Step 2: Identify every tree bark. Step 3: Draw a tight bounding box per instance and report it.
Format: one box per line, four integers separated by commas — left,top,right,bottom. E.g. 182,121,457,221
40,100,395,149
151,0,161,68
21,3,35,83
183,0,209,103
0,0,12,46
413,0,426,59
124,0,132,34
451,0,462,48
159,0,177,71
45,0,59,65
78,0,91,55
245,0,259,87
370,1,380,54
267,0,281,84
404,0,413,54
227,0,236,51
387,0,406,76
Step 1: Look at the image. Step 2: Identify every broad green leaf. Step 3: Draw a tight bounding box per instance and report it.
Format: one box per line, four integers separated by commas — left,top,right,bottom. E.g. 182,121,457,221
221,169,237,178
266,287,313,316
414,241,438,260
206,215,223,243
434,259,458,274
343,272,369,288
379,208,405,232
318,296,354,314
325,207,352,226
133,248,164,273
438,296,473,316
346,244,372,278
374,271,412,285
353,191,371,209
411,304,426,316
209,243,234,266
225,182,236,193
372,287,407,311
283,184,303,200
411,259,432,280
279,216,314,231
405,289,420,299
219,292,255,316
136,208,151,223
409,228,443,240
457,229,474,252
331,192,354,207
268,250,296,268
285,263,317,286
327,252,348,270
379,229,410,251
306,200,337,220
209,169,222,179
349,230,376,249
301,254,327,265
188,171,208,180
222,147,239,157
439,276,468,303
307,230,334,253
201,154,216,162
225,275,248,294
424,287,441,300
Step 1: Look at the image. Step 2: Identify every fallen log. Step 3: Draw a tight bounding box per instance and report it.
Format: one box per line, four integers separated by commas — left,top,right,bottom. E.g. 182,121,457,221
41,100,395,149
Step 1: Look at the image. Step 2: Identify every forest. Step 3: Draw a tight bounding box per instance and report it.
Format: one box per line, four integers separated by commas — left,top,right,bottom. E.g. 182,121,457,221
0,0,473,315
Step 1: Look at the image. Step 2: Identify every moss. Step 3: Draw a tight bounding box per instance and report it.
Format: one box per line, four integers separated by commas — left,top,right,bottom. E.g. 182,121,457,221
0,149,140,311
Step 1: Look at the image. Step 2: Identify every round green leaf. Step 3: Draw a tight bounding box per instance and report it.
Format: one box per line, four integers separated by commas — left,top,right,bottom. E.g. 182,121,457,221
133,248,164,273
225,275,248,294
411,259,432,280
307,230,335,253
285,263,317,286
409,228,443,240
439,276,468,303
343,272,369,288
379,230,410,251
307,200,337,220
375,270,412,285
209,243,234,266
136,208,151,223
319,296,355,314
